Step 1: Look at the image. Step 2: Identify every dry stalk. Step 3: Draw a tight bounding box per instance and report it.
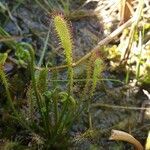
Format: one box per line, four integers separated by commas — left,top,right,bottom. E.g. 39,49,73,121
121,0,144,63
109,129,144,150
145,131,150,150
91,103,148,111
119,0,132,25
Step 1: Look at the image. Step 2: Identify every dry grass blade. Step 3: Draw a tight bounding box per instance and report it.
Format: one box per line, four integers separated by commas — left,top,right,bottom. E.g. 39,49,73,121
0,36,22,42
145,131,150,150
119,0,133,25
121,0,144,63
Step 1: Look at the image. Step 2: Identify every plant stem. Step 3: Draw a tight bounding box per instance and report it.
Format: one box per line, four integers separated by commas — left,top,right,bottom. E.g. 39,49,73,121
0,65,30,130
27,44,50,136
38,24,51,67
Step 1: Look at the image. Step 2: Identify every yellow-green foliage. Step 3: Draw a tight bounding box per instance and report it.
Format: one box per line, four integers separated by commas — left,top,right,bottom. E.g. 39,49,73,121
91,58,103,96
0,53,9,86
37,68,48,93
0,53,8,65
0,53,15,112
84,55,103,97
83,58,93,97
53,14,73,65
53,14,74,92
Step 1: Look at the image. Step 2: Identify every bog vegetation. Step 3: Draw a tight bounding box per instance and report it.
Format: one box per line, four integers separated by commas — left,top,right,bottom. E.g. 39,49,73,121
0,0,150,149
